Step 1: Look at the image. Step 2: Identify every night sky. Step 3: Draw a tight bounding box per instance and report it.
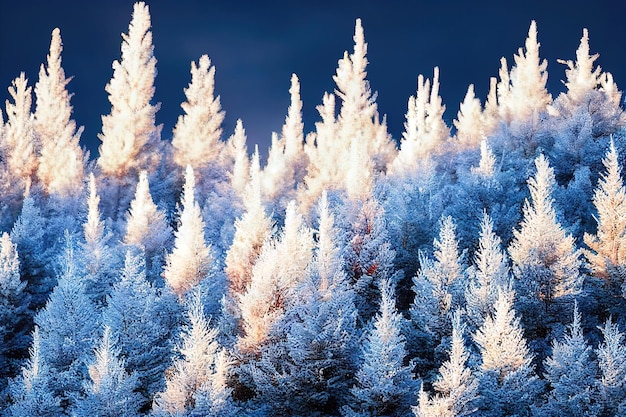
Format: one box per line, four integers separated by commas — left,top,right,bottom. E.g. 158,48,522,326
1,0,625,158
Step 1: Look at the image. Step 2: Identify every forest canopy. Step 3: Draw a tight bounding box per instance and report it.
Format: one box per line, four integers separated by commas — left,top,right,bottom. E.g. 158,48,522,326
1,2,626,417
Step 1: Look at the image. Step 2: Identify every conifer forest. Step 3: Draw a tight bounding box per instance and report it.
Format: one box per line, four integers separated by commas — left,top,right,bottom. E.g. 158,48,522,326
3,2,626,416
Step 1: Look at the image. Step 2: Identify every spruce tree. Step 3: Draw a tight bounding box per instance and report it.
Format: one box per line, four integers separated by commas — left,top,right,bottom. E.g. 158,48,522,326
6,327,62,417
172,54,225,172
163,165,213,297
473,288,541,417
71,326,141,417
34,28,85,196
344,278,417,417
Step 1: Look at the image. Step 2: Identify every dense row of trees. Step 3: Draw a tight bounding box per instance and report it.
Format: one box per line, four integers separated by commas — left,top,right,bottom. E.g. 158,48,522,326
1,2,626,416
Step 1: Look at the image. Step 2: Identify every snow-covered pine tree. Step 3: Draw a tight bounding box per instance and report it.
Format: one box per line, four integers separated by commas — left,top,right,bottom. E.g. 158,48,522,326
473,287,541,417
3,73,37,189
153,292,235,416
236,201,313,352
71,326,141,417
390,67,449,176
340,197,399,325
172,54,225,172
163,165,213,298
10,195,50,312
224,150,273,297
225,118,249,199
596,318,626,416
0,232,29,390
34,234,100,404
538,303,600,417
80,173,117,307
584,139,626,287
549,28,624,137
453,84,485,149
34,28,85,197
262,74,307,209
508,154,583,322
6,327,61,417
245,192,358,416
103,250,180,412
497,20,551,136
123,170,172,283
413,312,478,417
98,1,163,179
465,212,510,329
344,278,417,417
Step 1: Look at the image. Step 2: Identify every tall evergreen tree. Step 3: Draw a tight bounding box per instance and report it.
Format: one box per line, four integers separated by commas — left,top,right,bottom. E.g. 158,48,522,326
6,327,62,417
391,67,449,176
34,28,85,196
71,326,141,417
98,1,162,179
465,212,510,329
596,318,626,416
539,303,600,417
245,192,358,416
153,292,234,416
497,20,551,133
413,312,478,417
0,232,29,390
123,170,172,283
172,54,225,172
343,278,417,417
34,235,100,404
509,154,583,319
3,73,36,190
584,139,626,285
163,165,213,297
103,250,180,412
473,288,541,417
80,173,117,307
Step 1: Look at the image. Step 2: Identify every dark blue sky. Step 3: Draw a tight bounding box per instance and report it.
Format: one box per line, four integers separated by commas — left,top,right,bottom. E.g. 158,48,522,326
1,0,625,157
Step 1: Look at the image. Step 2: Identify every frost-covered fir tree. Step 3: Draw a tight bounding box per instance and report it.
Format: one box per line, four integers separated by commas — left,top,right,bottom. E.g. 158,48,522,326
538,303,600,417
10,195,50,312
34,235,100,403
333,19,395,174
34,28,85,196
172,54,225,172
123,170,172,282
98,1,163,179
596,318,626,416
3,73,37,187
103,250,180,412
413,312,478,417
71,326,141,417
225,119,249,199
153,292,235,416
163,165,213,297
245,192,358,416
262,74,307,209
454,84,486,149
343,278,417,417
224,150,273,297
473,288,541,417
465,212,510,329
497,20,551,134
508,154,583,317
584,139,626,284
390,67,449,176
302,19,395,208
340,197,399,325
6,327,61,417
549,28,624,138
237,201,313,352
0,232,29,389
80,173,117,307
